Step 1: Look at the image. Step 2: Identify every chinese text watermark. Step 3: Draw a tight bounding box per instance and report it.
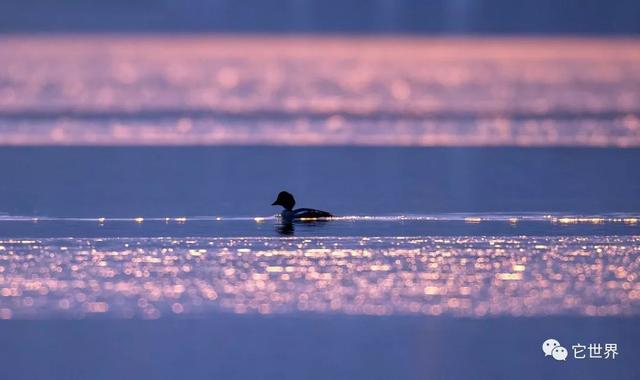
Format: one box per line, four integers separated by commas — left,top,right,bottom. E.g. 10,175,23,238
542,339,618,361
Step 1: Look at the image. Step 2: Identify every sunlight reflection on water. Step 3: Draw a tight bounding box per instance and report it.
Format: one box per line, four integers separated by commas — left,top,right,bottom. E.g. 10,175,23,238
0,235,639,319
1,37,639,146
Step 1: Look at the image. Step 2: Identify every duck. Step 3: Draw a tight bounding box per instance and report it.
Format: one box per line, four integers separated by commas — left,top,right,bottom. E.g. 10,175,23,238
271,191,333,222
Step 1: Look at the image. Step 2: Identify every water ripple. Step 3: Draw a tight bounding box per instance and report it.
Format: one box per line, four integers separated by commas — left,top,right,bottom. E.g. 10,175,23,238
0,236,638,319
1,37,639,146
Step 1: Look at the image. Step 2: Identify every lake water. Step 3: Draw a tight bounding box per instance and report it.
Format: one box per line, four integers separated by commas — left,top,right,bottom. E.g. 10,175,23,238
0,37,639,379
0,146,638,379
0,37,639,146
1,234,639,319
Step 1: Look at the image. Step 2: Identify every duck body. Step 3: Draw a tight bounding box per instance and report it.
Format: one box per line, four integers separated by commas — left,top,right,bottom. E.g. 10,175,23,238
272,191,333,222
281,208,333,222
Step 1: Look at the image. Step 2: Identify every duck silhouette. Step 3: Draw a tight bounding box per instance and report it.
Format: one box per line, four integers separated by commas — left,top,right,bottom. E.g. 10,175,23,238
271,191,333,222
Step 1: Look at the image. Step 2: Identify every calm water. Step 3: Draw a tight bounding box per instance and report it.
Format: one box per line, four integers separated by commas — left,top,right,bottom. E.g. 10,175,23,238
1,37,639,379
0,147,638,320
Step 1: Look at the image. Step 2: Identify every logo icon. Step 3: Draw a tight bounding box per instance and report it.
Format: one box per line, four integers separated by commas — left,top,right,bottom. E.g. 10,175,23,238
552,346,568,361
542,338,567,361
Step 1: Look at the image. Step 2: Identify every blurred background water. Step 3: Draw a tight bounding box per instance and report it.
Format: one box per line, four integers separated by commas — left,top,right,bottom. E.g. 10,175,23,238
1,0,640,379
1,37,639,146
1,0,639,34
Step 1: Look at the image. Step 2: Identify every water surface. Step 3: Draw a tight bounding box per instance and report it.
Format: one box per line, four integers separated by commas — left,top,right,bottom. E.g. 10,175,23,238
1,234,639,319
1,37,639,146
1,36,639,379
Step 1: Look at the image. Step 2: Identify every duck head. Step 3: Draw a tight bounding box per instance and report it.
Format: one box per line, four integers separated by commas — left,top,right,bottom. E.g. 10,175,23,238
271,191,296,211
